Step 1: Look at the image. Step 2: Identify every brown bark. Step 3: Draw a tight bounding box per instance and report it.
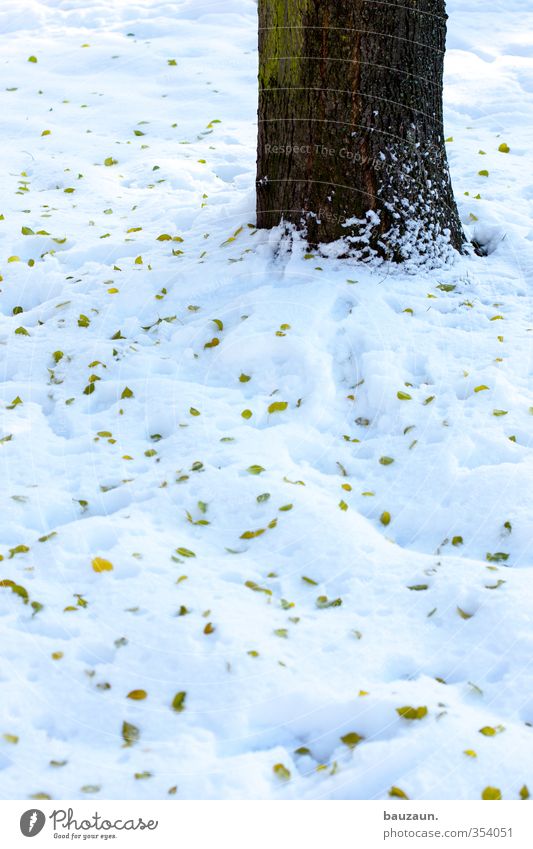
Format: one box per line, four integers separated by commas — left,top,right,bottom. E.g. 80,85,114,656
257,0,465,263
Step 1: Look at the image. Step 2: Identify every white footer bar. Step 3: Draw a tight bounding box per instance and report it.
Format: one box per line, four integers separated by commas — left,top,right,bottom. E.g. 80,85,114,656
1,800,529,848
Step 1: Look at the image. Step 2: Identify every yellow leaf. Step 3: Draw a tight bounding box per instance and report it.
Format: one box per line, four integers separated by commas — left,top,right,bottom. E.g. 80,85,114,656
273,763,291,781
268,401,288,414
396,705,428,720
92,557,113,573
127,689,147,701
389,786,409,799
340,732,364,748
481,786,502,800
3,733,19,744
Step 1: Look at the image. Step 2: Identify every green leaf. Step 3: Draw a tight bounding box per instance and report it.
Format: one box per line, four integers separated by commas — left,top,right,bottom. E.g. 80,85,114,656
436,283,456,292
268,401,288,414
171,691,186,712
520,785,530,800
245,580,272,596
239,373,251,383
3,733,19,744
78,314,90,328
38,532,57,542
121,387,134,399
0,580,29,604
478,170,489,177
247,465,265,475
338,500,348,511
241,409,252,420
498,143,510,154
493,409,508,416
452,536,463,546
340,732,364,749
380,511,391,526
396,705,428,720
189,407,201,417
15,326,30,336
28,55,38,63
408,584,429,591
379,456,394,466
397,391,412,400
122,721,140,746
486,552,509,563
176,548,195,558
316,596,342,609
104,157,118,166
8,544,30,559
21,226,34,235
457,607,473,620
240,528,266,540
479,726,498,736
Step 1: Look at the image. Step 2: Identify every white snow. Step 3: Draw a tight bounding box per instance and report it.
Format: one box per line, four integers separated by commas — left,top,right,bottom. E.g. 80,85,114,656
0,0,532,801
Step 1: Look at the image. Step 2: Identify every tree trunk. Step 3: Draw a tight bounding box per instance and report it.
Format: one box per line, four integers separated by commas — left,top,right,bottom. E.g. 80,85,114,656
257,0,465,263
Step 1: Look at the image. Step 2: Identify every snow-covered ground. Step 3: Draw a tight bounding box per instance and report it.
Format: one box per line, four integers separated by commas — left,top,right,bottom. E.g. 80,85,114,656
0,0,532,801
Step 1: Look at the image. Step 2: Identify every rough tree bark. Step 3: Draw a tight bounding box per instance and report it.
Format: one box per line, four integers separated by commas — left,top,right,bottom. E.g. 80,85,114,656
257,0,465,263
